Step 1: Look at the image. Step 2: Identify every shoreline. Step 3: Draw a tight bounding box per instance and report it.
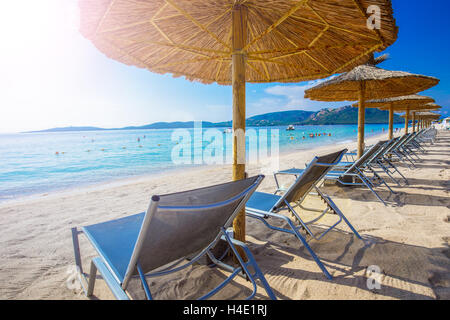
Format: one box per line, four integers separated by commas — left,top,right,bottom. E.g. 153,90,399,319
0,129,393,207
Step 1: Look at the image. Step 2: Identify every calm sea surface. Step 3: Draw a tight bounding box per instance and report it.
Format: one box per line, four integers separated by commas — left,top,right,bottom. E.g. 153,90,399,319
0,124,404,202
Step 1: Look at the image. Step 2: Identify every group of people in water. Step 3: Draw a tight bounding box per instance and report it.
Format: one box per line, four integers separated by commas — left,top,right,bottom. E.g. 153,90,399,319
306,132,332,139
56,127,395,155
56,135,151,155
288,132,333,141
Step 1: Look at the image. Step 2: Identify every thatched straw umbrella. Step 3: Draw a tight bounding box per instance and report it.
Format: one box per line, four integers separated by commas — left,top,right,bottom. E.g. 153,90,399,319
375,99,441,133
78,0,398,244
304,65,439,158
356,95,435,137
403,111,441,129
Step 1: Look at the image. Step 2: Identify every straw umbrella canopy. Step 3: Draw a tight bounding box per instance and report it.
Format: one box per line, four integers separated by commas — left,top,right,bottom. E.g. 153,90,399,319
403,111,441,119
304,65,439,158
354,95,435,137
418,103,442,111
403,111,441,120
78,0,398,243
375,98,440,134
402,111,441,129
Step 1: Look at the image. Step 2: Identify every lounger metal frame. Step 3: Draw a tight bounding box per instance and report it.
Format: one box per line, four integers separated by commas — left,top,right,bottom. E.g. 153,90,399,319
280,143,394,206
72,175,277,300
246,151,362,280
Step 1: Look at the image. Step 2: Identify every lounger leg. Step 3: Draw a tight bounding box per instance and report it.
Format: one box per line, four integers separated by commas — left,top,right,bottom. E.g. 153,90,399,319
337,212,362,240
71,228,83,275
315,189,363,241
383,166,401,186
401,151,416,169
87,260,97,297
372,161,401,186
223,231,277,300
246,213,332,280
374,169,397,195
286,219,333,280
383,158,409,185
358,175,387,206
137,263,153,300
71,227,90,296
273,173,282,194
366,166,398,196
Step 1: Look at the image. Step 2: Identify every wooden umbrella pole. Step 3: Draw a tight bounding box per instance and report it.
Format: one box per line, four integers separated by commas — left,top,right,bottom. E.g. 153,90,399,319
412,112,416,133
357,81,366,159
232,4,247,245
404,107,409,134
388,103,394,140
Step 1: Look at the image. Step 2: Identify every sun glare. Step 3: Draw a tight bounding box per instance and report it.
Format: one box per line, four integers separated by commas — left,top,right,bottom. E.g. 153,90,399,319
0,1,85,133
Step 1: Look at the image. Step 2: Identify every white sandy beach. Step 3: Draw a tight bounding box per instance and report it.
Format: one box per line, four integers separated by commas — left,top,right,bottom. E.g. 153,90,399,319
0,131,449,300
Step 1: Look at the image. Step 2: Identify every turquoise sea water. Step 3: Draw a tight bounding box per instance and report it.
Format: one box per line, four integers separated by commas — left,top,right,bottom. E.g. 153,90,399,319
0,124,404,202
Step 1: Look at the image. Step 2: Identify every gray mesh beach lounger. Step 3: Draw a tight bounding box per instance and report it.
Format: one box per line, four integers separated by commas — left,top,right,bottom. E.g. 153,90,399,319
71,175,276,300
245,150,362,280
276,142,395,205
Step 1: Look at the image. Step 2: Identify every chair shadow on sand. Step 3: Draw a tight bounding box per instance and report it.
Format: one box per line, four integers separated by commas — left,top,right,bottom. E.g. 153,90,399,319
246,223,450,300
86,224,450,300
395,161,450,170
419,141,450,157
84,194,450,301
87,255,271,300
320,164,450,207
86,137,450,301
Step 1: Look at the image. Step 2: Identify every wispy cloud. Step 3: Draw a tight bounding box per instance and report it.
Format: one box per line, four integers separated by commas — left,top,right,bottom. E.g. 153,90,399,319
248,77,348,116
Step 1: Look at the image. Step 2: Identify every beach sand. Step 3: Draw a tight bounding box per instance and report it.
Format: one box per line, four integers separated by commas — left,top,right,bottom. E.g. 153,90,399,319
0,131,449,300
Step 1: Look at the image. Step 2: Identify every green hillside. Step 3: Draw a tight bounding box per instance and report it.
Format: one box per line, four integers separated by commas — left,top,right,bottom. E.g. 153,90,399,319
302,106,403,125
29,106,404,133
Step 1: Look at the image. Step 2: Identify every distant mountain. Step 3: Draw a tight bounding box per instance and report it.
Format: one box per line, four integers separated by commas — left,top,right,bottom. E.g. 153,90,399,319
26,106,404,133
120,121,217,130
214,110,314,127
303,106,404,125
25,122,218,133
26,126,106,133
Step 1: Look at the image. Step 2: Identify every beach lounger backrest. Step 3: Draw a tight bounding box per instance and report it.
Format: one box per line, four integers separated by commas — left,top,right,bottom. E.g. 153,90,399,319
273,149,347,210
383,137,401,154
404,132,419,145
366,140,389,164
345,141,385,173
392,133,415,152
124,175,263,283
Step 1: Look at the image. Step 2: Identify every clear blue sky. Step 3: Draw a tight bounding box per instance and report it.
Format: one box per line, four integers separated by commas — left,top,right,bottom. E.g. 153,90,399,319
0,0,449,132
